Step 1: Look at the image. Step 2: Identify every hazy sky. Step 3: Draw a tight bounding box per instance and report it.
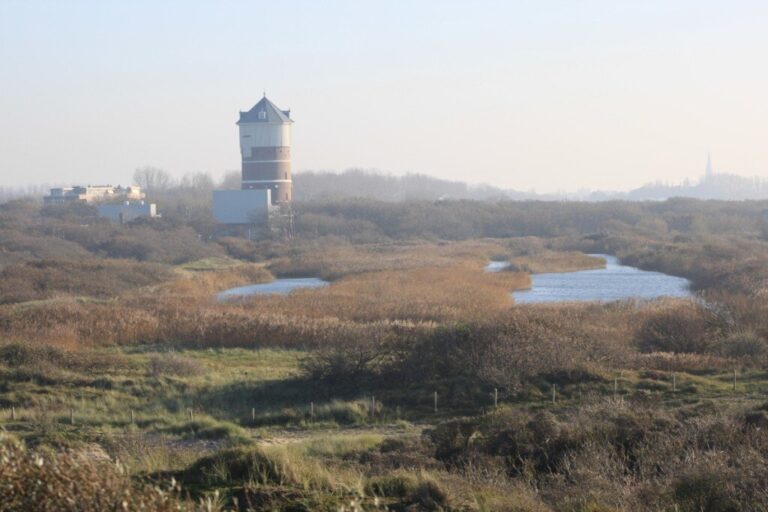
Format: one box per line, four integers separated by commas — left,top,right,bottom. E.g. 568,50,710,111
1,1,767,192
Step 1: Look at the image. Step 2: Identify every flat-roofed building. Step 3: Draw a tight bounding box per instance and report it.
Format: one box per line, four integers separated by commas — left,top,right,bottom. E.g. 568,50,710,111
97,201,158,224
44,185,144,205
212,189,271,225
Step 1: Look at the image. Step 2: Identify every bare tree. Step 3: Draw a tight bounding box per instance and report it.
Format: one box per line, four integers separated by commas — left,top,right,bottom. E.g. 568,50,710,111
179,172,214,191
219,171,241,190
133,166,172,192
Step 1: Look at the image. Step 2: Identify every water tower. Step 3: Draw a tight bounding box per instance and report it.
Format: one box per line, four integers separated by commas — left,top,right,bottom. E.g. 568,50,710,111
237,95,293,203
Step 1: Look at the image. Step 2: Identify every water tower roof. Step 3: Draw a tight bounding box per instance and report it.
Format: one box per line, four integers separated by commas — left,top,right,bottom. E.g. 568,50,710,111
238,96,293,124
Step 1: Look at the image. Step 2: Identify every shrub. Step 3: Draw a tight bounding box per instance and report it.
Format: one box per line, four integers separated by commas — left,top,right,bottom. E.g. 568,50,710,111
635,303,723,354
408,475,452,511
321,399,372,425
182,447,293,487
364,473,418,499
0,259,170,304
673,470,738,512
0,342,128,374
0,434,202,511
149,353,205,377
162,418,250,444
251,399,374,427
720,330,766,359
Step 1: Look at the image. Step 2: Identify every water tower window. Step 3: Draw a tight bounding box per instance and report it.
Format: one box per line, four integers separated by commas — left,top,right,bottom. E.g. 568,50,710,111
258,110,267,120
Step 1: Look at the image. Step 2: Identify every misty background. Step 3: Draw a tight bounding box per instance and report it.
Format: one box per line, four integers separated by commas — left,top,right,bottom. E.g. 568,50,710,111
2,1,768,196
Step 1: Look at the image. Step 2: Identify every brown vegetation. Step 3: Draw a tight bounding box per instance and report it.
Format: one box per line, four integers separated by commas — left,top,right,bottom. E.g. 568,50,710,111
0,259,171,304
250,264,529,322
5,195,768,510
0,434,213,511
266,239,510,280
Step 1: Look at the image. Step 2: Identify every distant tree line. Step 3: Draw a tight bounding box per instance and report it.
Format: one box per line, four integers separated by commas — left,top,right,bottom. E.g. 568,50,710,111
293,197,768,242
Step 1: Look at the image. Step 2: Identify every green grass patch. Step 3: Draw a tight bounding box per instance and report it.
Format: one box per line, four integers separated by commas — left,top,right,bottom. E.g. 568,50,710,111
160,417,251,445
179,256,244,271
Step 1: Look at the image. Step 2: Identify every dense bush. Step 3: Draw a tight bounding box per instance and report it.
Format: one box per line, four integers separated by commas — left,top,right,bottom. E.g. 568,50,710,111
0,259,170,304
1,201,222,266
182,446,292,487
635,303,725,354
0,434,208,511
425,401,768,511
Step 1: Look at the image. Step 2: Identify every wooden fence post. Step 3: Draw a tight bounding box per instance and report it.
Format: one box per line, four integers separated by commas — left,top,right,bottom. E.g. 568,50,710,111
70,408,75,425
733,368,737,392
494,388,498,408
251,407,256,422
552,384,556,404
11,406,16,421
672,373,676,393
310,402,315,421
434,392,438,413
130,409,134,425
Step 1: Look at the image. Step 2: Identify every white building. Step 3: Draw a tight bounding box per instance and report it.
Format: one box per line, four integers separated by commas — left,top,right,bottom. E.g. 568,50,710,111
44,185,144,205
97,201,158,224
212,189,272,225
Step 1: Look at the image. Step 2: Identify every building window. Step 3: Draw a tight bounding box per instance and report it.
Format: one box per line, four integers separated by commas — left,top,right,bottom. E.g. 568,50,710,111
258,110,267,120
284,172,287,180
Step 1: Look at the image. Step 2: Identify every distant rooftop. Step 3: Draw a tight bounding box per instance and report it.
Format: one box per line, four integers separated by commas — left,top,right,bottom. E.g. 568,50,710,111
238,95,292,124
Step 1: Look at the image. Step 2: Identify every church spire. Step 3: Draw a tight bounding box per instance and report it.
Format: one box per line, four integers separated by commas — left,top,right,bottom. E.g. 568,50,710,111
705,153,714,178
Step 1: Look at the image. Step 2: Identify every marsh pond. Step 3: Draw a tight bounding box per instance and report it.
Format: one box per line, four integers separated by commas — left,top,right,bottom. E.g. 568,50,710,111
511,254,692,304
217,277,329,300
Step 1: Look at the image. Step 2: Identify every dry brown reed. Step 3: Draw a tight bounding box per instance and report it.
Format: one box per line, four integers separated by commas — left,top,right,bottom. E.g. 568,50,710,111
0,434,213,511
267,239,510,280
508,250,605,273
247,263,530,322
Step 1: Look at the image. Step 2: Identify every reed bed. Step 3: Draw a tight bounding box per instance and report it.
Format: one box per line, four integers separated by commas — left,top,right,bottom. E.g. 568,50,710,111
266,239,510,280
248,263,530,322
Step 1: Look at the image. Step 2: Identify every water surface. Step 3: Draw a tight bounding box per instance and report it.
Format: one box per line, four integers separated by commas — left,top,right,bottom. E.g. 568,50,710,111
217,277,329,300
485,261,511,272
513,254,691,304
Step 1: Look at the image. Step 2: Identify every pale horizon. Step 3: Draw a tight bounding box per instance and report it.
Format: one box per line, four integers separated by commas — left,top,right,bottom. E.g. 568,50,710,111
2,1,767,193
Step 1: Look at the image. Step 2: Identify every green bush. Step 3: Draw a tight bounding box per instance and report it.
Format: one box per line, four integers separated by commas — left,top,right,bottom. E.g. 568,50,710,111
365,474,418,499
162,418,250,444
409,476,451,511
720,331,766,358
673,470,738,512
182,447,291,487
